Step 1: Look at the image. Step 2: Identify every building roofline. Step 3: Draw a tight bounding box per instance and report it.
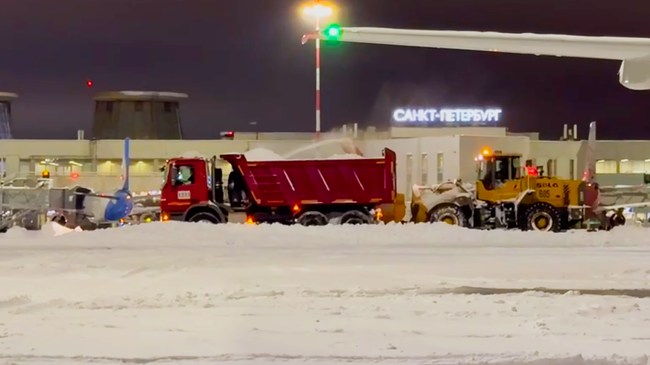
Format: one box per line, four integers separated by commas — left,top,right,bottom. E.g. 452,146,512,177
0,92,18,101
93,91,188,101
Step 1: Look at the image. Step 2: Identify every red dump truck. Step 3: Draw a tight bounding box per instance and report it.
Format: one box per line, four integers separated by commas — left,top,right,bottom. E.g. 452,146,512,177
159,148,397,225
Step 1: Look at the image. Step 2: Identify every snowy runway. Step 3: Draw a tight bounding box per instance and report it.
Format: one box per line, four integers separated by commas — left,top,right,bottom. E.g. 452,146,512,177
2,223,650,364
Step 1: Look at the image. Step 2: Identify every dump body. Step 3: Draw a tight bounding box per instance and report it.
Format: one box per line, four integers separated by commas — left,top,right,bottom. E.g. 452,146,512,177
220,148,397,209
160,149,398,225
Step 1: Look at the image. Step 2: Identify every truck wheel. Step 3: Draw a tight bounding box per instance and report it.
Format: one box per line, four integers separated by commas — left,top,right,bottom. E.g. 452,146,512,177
524,204,560,232
429,204,467,227
51,214,67,227
297,211,328,226
340,210,371,225
187,211,222,224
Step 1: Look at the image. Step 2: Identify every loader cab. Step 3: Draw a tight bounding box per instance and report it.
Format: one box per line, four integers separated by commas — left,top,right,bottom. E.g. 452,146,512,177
476,149,522,191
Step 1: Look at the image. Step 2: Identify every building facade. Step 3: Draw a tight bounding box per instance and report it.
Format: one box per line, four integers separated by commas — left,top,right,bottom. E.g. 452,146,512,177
0,126,648,197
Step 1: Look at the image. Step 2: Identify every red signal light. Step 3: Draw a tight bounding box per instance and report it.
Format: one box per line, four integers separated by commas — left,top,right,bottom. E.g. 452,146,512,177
220,131,235,139
86,80,93,87
71,172,79,179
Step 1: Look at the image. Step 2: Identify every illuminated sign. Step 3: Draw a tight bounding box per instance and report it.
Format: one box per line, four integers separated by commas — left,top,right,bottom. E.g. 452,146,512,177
391,108,502,124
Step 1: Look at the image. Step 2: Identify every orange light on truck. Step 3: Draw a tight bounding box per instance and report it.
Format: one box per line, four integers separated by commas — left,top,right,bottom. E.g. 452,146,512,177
292,205,300,212
161,213,169,221
482,148,491,155
246,216,255,225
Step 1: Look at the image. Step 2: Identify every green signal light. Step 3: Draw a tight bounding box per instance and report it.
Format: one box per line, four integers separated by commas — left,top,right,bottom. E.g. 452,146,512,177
327,27,340,37
323,25,343,39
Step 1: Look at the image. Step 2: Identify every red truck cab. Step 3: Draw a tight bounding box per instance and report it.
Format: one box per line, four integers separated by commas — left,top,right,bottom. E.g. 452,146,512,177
160,157,228,223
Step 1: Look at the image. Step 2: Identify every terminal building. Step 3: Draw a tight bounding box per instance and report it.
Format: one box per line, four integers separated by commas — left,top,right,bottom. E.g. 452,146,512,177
1,101,649,204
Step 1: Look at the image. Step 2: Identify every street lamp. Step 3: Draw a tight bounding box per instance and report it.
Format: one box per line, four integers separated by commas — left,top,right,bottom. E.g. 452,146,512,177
302,1,335,140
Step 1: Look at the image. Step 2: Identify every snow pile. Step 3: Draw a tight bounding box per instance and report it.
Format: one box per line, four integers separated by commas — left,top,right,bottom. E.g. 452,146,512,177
327,153,363,159
243,148,285,161
2,223,650,363
1,221,83,239
48,222,83,236
178,150,206,159
227,147,363,162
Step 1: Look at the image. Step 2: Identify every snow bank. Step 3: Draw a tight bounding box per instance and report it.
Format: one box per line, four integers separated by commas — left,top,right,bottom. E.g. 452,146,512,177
3,223,650,362
1,221,83,239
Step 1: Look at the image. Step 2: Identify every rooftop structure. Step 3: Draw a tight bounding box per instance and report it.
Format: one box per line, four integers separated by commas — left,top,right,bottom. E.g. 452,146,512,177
92,91,188,140
0,92,18,139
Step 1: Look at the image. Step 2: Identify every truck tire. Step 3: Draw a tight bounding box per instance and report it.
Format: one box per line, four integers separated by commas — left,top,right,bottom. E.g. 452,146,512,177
187,211,222,224
52,214,67,227
340,210,371,225
524,203,560,232
429,204,468,227
297,211,328,226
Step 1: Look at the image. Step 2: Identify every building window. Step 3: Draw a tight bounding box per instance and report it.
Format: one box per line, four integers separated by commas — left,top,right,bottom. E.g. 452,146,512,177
421,153,428,185
595,160,617,174
620,160,646,173
135,101,144,112
131,160,153,174
546,159,557,177
164,102,173,113
98,161,118,174
176,165,195,185
436,153,444,183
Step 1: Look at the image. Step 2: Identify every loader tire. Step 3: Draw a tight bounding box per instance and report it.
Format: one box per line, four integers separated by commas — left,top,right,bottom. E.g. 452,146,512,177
524,203,560,232
429,204,468,227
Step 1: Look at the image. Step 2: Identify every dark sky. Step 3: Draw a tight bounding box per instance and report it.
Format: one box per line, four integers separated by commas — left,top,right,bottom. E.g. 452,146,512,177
1,0,649,140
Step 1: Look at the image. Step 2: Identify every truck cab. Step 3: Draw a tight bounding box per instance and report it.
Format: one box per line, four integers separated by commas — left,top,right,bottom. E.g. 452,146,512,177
160,157,228,223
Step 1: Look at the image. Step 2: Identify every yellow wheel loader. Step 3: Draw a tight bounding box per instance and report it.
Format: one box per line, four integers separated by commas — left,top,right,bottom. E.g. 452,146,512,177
411,148,590,231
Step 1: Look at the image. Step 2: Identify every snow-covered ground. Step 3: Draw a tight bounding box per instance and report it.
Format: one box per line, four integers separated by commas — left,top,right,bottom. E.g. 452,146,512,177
2,223,650,364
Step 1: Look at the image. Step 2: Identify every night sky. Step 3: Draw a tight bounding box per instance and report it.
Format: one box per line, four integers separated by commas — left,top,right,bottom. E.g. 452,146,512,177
1,0,649,140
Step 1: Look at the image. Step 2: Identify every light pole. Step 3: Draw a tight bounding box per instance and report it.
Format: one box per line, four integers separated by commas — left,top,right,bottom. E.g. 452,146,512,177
303,1,334,140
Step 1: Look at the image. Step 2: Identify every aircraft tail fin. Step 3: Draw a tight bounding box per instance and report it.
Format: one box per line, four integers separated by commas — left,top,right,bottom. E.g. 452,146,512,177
582,121,596,183
121,137,130,191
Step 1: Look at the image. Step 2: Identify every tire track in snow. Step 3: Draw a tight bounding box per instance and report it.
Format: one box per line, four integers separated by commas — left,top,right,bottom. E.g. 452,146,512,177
417,286,650,298
2,353,649,365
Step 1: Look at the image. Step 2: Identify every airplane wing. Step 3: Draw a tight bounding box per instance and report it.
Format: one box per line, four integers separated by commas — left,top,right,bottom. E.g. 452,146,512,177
302,27,650,90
